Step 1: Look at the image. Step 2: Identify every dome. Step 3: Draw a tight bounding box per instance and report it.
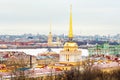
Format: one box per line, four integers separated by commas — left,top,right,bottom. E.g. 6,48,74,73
64,42,78,51
64,42,78,48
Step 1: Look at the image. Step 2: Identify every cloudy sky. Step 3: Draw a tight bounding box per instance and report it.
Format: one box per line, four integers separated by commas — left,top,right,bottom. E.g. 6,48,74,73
0,0,120,35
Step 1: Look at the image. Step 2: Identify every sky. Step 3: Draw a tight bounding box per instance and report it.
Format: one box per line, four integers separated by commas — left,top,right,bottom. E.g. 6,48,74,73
0,0,120,36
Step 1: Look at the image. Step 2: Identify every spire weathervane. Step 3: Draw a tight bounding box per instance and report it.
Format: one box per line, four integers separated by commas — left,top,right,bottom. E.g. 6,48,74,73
68,4,73,41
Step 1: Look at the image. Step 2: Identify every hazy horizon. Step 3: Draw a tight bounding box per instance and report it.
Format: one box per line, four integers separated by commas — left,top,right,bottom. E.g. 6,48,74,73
0,0,120,36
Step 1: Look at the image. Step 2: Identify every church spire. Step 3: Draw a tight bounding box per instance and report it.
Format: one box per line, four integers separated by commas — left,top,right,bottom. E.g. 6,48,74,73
48,20,53,47
49,20,52,34
68,4,73,41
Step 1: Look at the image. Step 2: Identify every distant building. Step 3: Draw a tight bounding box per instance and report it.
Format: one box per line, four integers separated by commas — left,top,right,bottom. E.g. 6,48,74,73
88,43,120,55
47,23,63,47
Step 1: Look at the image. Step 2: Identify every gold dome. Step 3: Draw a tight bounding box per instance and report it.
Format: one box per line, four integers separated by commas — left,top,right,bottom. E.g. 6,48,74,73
64,42,78,51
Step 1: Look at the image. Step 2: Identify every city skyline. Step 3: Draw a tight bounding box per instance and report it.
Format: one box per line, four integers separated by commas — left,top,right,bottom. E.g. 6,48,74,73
0,0,120,36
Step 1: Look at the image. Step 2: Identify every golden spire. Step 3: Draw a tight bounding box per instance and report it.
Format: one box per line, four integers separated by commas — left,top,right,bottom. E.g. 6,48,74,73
68,4,73,41
49,20,52,34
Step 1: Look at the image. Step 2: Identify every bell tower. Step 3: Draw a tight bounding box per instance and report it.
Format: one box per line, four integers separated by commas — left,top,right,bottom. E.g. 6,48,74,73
47,22,53,47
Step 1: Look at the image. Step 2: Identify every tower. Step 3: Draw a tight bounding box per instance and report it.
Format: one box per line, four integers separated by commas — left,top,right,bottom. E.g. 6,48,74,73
47,22,53,47
59,5,81,63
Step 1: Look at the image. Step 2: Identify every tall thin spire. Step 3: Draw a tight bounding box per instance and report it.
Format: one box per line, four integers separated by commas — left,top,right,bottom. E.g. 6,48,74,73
49,20,52,34
68,4,73,41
